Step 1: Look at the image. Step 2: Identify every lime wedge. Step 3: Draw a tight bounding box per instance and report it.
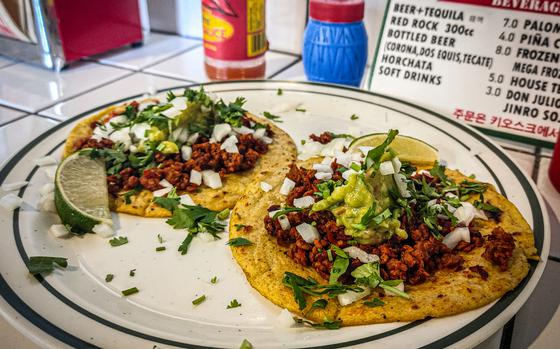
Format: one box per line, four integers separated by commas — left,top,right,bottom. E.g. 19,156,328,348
54,152,112,233
349,133,438,165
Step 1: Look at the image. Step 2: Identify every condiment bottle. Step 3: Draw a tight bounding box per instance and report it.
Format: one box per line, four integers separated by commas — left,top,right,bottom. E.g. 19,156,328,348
202,0,267,80
549,133,560,193
303,0,368,87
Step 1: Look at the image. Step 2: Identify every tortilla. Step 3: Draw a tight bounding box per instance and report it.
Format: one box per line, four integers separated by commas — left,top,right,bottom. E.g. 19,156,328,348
63,100,297,216
229,161,537,325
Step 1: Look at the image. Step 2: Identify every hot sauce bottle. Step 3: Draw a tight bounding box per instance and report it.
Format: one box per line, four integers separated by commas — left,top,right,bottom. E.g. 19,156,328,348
202,0,267,80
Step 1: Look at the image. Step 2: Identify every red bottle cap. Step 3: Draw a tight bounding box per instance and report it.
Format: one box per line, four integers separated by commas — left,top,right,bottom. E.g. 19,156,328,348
309,0,365,23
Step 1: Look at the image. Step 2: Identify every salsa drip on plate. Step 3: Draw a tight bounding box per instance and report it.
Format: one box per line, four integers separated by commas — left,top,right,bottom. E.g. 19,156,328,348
263,130,516,303
71,88,273,196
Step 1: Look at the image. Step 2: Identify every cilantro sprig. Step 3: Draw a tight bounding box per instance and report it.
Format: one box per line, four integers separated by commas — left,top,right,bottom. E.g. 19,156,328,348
26,256,68,275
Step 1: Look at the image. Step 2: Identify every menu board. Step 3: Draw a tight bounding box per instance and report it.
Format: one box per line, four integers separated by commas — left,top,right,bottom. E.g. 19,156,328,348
367,0,560,147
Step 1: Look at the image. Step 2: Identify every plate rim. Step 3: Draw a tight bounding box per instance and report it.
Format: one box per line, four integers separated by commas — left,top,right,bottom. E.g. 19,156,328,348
0,80,550,349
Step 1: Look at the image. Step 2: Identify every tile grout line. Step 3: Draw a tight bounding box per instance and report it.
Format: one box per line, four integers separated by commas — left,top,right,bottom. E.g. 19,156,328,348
139,70,199,84
139,44,202,71
0,114,32,128
268,49,302,58
267,57,302,79
32,71,137,116
531,148,542,182
35,114,64,123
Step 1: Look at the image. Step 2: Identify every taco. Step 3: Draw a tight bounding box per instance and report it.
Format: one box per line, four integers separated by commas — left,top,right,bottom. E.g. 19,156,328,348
229,130,538,327
63,88,297,217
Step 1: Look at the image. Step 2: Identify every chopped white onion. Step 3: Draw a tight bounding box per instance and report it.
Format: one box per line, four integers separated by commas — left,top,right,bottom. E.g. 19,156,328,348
0,193,24,211
262,136,273,145
202,170,222,189
343,246,380,264
190,170,202,185
108,129,132,151
1,181,29,191
342,169,359,181
109,115,128,125
320,138,347,157
197,232,215,242
92,223,114,238
379,161,395,175
393,173,410,198
442,227,470,249
276,309,295,328
38,192,56,212
129,145,138,153
253,128,266,139
334,152,352,168
427,199,438,207
338,287,371,306
181,145,192,161
170,127,184,142
315,172,332,181
43,166,57,179
153,187,172,197
178,128,190,144
179,194,196,206
293,196,315,209
268,210,279,218
48,224,69,238
170,96,187,110
233,126,254,135
260,181,273,192
220,135,238,150
187,132,199,145
351,152,364,162
384,282,405,297
279,178,296,195
34,155,57,167
159,179,173,188
312,163,333,174
391,156,402,173
321,156,334,165
295,223,320,243
278,215,291,230
147,85,157,96
131,123,151,141
224,145,239,153
161,107,181,119
298,141,323,160
454,202,487,226
39,182,55,197
211,123,232,142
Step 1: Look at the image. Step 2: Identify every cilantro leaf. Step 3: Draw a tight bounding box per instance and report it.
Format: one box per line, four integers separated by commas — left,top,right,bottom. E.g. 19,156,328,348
277,88,283,95
239,339,253,349
364,129,398,170
153,194,180,211
294,317,342,330
311,299,328,309
263,111,282,123
227,299,241,309
192,295,206,305
363,298,385,307
350,114,359,120
109,236,128,247
272,206,303,219
226,237,253,247
328,246,349,285
26,256,68,275
121,287,139,296
105,274,114,282
178,233,194,255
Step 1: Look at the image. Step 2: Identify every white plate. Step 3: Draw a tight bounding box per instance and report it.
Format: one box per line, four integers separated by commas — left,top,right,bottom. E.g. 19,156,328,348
0,81,550,348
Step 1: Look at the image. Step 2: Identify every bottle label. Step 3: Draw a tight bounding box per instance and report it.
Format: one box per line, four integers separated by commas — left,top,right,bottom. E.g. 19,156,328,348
202,0,267,60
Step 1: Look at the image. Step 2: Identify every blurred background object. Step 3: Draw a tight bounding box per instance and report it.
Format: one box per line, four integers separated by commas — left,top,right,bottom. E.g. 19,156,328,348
550,134,560,193
303,0,368,86
202,0,267,80
0,0,148,71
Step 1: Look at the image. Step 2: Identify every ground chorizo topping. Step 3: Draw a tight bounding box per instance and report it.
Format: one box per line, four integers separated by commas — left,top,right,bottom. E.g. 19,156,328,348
76,88,272,196
482,227,516,271
265,131,516,301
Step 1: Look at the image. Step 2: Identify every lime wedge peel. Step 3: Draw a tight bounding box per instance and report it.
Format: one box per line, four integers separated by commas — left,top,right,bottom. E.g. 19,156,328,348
349,133,438,165
54,152,112,234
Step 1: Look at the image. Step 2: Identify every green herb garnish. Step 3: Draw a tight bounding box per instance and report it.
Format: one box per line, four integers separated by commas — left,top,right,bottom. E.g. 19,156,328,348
227,299,242,309
271,206,303,219
109,236,129,247
277,88,283,96
350,114,359,120
363,298,385,307
211,276,218,284
234,224,247,230
295,108,306,112
178,233,194,255
129,269,136,277
239,339,253,349
192,295,206,305
263,111,282,123
156,246,166,252
26,256,68,275
121,287,139,296
294,317,342,330
227,237,253,247
105,274,114,282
